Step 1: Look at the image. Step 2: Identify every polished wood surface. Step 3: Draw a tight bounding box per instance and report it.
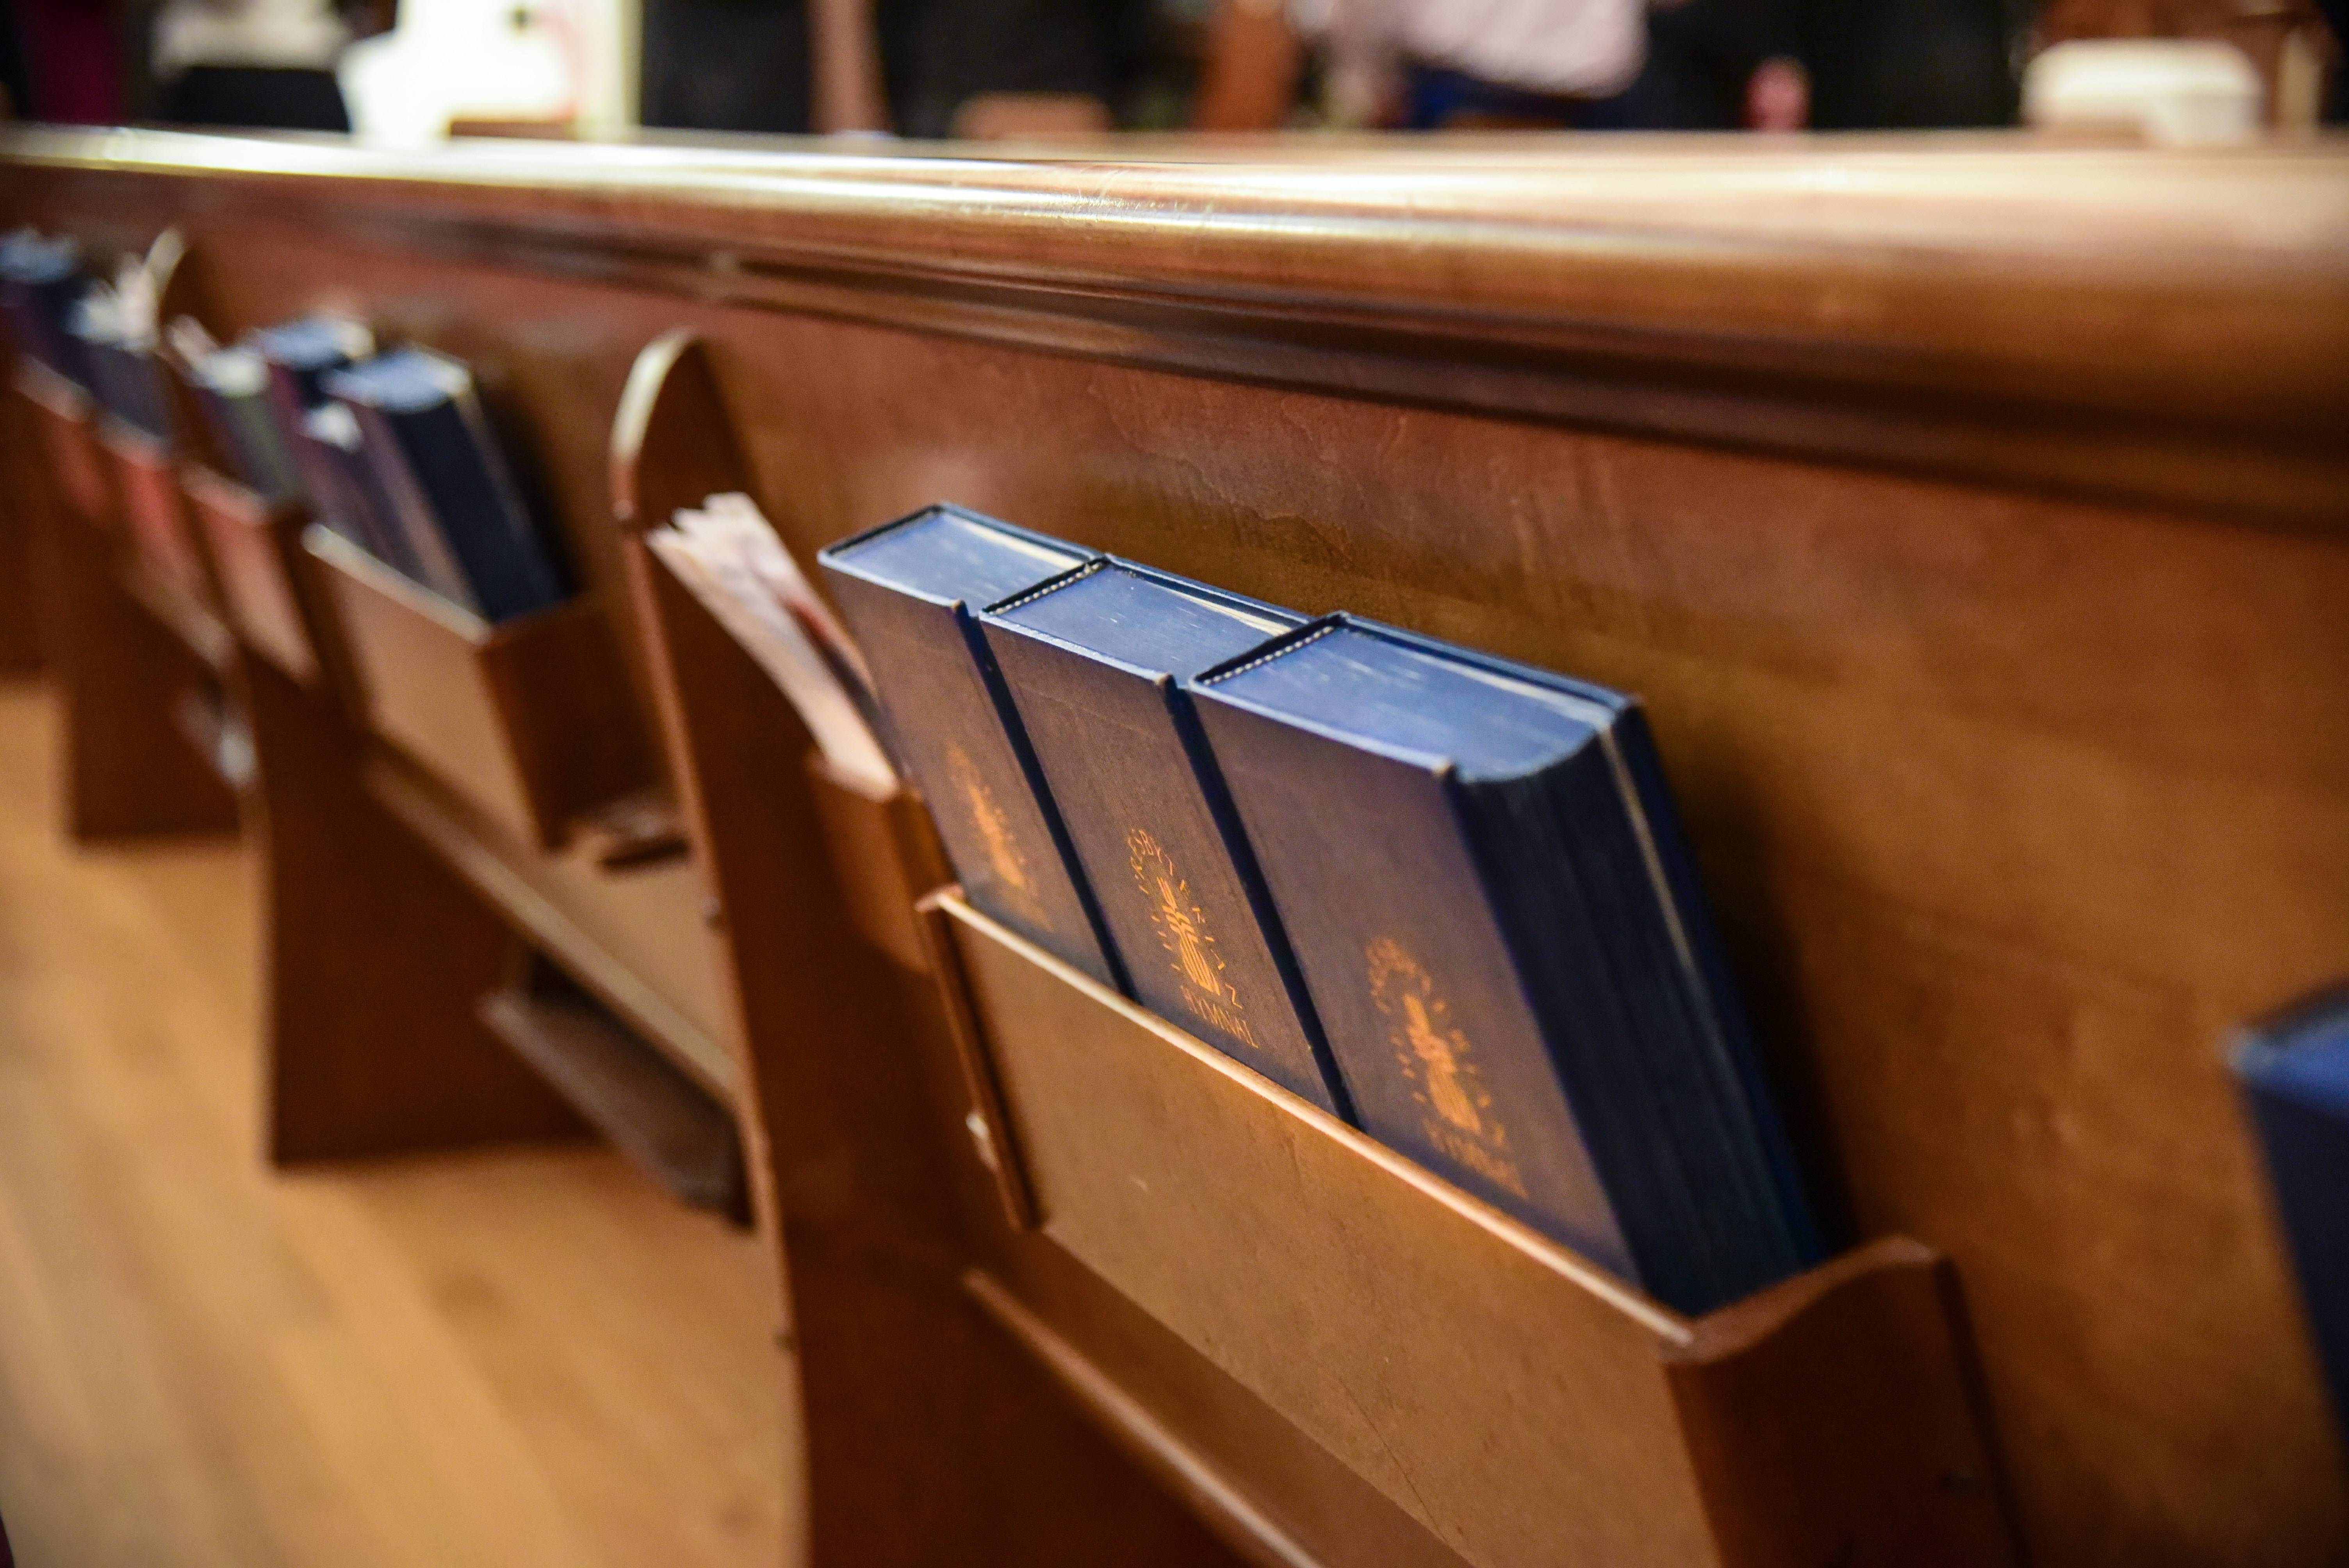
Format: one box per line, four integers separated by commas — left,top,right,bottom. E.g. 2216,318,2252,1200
4,127,2345,1565
5,129,2345,524
0,417,38,674
477,964,748,1220
0,681,788,1568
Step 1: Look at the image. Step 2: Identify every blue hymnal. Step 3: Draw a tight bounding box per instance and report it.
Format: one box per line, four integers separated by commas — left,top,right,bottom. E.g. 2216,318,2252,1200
251,314,375,533
2236,985,2349,1438
248,314,373,430
1191,616,1820,1314
300,401,429,579
819,506,1124,990
182,343,302,504
66,296,173,443
982,561,1350,1116
0,230,91,387
323,347,568,622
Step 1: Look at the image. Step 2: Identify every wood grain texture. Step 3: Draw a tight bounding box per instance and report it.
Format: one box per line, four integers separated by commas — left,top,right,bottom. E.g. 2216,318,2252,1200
363,754,736,1100
1665,1240,2020,1568
0,681,788,1568
5,130,2345,1565
620,336,1499,1568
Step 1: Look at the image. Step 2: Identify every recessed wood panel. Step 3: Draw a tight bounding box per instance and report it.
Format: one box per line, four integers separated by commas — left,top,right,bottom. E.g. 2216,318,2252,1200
931,891,2014,1568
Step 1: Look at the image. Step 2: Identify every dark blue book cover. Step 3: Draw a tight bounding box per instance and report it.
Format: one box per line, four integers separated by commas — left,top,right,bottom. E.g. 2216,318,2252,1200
298,401,425,579
981,561,1351,1117
183,344,301,504
2236,985,2349,1438
1191,616,1820,1315
819,506,1125,991
323,348,568,623
66,302,173,444
250,314,374,528
249,315,373,430
0,231,91,388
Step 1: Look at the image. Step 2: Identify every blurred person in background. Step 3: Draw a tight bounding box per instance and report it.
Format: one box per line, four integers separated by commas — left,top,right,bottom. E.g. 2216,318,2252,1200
878,0,1155,134
647,0,1155,137
150,0,355,129
1196,0,2019,128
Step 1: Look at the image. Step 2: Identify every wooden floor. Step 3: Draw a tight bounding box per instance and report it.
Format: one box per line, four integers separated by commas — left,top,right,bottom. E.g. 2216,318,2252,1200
0,681,793,1567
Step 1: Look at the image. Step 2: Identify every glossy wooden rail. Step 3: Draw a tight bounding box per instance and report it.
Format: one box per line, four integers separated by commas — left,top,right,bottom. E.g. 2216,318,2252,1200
7,128,2347,526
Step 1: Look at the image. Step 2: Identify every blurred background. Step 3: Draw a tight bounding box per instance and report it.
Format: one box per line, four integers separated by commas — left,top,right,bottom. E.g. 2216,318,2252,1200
0,0,2338,148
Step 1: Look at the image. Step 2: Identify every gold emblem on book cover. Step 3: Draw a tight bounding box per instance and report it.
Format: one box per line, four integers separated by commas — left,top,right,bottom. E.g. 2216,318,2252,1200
1367,938,1527,1198
945,742,1044,925
1128,827,1260,1049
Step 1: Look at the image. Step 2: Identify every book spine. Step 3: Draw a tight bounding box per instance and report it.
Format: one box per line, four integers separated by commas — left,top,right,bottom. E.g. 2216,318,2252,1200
350,401,483,613
1606,708,1825,1266
399,398,565,622
2242,1073,2349,1429
299,411,424,581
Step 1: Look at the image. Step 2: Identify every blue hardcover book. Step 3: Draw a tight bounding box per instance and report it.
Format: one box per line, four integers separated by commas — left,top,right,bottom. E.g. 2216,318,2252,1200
1191,616,1821,1314
2235,985,2349,1437
0,230,91,387
322,347,569,622
250,314,375,533
299,401,426,579
981,561,1351,1116
248,314,373,433
180,342,302,504
65,296,173,442
819,506,1125,990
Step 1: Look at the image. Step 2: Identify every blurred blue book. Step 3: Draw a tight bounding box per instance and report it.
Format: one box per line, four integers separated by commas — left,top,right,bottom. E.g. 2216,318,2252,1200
1192,616,1821,1314
249,314,376,543
249,314,373,430
65,295,173,444
982,561,1350,1117
323,347,568,623
299,400,423,579
2236,985,2349,1439
169,327,301,504
820,506,1124,990
0,230,91,389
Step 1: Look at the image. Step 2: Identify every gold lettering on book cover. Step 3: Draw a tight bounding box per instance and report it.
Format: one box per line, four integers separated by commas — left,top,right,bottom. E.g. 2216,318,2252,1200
1367,938,1527,1199
1128,827,1260,1049
945,741,1045,927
